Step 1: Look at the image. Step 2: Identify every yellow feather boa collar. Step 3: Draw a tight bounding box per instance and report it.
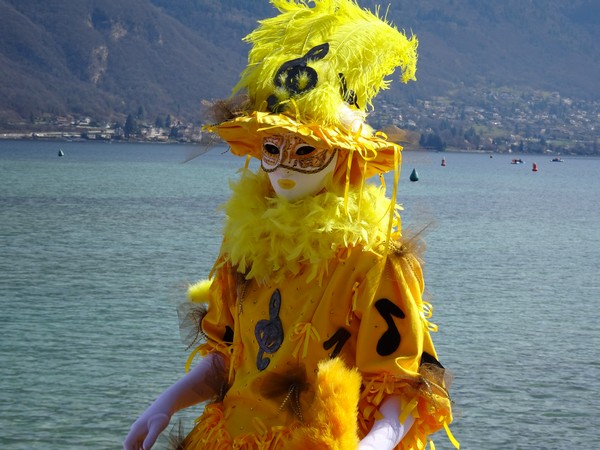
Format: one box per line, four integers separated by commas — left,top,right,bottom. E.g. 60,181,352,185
217,170,401,284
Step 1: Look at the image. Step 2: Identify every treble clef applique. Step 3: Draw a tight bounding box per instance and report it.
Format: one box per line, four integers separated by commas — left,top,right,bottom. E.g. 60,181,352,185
255,289,284,371
267,43,330,113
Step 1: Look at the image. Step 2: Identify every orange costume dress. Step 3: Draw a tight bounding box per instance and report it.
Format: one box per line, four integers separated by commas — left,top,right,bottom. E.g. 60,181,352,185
181,172,454,449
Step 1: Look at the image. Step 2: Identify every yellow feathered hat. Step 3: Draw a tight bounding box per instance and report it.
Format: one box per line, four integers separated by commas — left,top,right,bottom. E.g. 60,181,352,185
205,0,418,185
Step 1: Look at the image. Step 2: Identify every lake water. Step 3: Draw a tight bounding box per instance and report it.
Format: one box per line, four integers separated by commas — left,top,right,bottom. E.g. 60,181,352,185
1,140,599,449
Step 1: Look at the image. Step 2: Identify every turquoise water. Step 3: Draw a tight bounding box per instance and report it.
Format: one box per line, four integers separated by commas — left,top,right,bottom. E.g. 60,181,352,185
1,140,599,449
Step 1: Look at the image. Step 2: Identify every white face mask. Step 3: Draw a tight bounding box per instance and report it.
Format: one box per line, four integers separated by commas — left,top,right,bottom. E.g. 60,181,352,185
261,134,338,202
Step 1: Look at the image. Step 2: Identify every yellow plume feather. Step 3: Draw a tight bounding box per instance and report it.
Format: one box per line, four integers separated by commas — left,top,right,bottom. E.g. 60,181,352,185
233,0,418,129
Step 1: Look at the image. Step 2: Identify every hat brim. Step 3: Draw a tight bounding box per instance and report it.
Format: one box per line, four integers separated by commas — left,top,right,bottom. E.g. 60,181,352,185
207,112,402,183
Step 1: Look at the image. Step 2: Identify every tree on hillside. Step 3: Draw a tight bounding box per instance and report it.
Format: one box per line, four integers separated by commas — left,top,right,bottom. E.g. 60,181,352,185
124,114,138,137
464,127,481,148
419,132,446,151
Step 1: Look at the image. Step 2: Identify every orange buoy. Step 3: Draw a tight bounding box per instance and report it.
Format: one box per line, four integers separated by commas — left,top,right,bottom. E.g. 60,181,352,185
441,158,446,166
532,163,538,172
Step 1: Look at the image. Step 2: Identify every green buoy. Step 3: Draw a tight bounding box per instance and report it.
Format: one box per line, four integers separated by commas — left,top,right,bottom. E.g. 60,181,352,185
409,168,419,182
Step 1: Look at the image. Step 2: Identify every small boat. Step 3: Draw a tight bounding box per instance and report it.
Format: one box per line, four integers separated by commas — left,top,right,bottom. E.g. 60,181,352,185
551,157,564,162
58,149,64,157
511,158,524,164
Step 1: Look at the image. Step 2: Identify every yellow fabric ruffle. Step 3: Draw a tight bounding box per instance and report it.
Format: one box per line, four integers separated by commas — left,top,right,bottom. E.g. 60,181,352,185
183,403,291,449
183,359,361,450
358,372,454,450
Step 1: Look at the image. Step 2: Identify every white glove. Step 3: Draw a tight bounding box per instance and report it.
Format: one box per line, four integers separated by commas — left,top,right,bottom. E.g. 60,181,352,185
123,353,223,450
358,396,415,450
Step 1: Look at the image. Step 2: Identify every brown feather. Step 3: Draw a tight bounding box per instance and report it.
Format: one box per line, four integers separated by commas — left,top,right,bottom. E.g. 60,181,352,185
205,354,230,403
390,223,433,262
202,93,251,125
165,419,187,450
176,302,208,349
182,94,251,163
258,365,310,422
419,362,452,398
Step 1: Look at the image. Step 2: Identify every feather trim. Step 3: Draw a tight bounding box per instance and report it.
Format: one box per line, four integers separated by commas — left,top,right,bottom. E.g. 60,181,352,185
217,169,401,284
287,358,361,450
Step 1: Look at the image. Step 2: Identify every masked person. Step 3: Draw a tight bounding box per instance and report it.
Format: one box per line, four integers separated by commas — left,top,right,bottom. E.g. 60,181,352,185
124,1,457,449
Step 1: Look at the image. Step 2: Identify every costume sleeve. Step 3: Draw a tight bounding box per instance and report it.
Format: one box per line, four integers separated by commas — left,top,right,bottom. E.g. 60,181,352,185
186,262,237,372
354,250,453,449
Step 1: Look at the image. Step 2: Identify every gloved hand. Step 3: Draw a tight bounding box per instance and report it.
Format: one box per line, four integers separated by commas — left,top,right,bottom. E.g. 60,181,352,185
358,395,415,450
123,353,224,450
123,408,171,450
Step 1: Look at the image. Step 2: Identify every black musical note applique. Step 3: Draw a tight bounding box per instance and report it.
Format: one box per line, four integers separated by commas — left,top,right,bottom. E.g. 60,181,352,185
338,73,359,108
267,43,330,113
323,328,351,359
223,325,234,344
375,298,405,356
255,289,284,371
420,351,445,369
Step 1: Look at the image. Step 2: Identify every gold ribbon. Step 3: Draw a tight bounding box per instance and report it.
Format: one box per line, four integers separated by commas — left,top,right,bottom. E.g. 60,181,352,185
399,396,419,424
444,421,460,449
291,322,321,358
420,301,439,332
184,346,203,373
384,147,400,257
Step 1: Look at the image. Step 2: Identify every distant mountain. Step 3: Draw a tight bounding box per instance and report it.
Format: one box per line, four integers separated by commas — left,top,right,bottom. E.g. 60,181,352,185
0,0,259,124
378,0,600,103
1,0,598,125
